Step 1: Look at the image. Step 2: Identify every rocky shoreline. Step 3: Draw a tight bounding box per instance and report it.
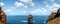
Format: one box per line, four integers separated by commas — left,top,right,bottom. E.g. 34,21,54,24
0,7,6,24
47,9,60,24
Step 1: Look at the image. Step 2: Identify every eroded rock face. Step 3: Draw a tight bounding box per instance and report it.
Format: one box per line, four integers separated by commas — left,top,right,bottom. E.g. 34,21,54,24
0,15,2,21
55,9,60,18
47,12,56,21
28,14,33,24
47,8,60,24
0,7,6,24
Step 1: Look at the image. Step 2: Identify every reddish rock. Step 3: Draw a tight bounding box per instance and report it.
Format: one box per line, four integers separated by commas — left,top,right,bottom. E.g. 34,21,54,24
28,14,33,24
0,7,6,24
47,8,60,24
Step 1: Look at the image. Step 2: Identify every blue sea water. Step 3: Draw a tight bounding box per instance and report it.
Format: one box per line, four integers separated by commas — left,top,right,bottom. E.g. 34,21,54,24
6,15,48,24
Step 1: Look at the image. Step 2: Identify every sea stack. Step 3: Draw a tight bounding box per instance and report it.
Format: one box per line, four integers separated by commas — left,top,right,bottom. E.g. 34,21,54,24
0,7,6,24
28,14,33,24
47,8,60,24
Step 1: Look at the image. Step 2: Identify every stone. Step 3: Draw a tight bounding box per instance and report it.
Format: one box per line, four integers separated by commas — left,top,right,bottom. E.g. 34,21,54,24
47,8,60,24
0,7,6,24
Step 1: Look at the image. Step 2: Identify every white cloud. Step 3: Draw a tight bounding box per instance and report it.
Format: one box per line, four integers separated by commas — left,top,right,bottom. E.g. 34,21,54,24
15,2,24,7
20,0,32,3
46,5,49,8
38,8,47,14
4,9,12,14
30,8,47,14
15,2,27,8
0,2,4,7
15,0,34,8
44,1,60,13
30,10,38,14
22,10,27,14
20,0,34,6
5,9,12,12
38,9,41,12
48,8,58,11
34,10,38,13
43,1,49,8
24,5,28,8
41,8,47,12
37,9,44,13
47,3,60,13
30,2,34,6
53,3,60,8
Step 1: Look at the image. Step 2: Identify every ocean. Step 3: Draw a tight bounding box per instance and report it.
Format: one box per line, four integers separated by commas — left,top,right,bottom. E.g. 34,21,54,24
6,15,48,24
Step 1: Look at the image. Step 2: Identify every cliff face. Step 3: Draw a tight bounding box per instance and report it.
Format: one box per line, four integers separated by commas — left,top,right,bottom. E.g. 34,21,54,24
47,18,58,24
47,9,60,24
0,7,6,24
47,12,56,22
47,17,60,24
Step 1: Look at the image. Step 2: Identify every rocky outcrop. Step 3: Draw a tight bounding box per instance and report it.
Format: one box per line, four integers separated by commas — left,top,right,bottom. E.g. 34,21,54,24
47,12,56,22
28,14,33,24
0,7,6,24
47,9,60,24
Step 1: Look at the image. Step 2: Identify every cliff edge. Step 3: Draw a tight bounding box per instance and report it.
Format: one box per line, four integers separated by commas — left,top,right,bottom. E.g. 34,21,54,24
47,9,60,24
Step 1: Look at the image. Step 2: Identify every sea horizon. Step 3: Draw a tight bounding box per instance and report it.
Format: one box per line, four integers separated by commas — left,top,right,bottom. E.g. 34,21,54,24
6,15,48,24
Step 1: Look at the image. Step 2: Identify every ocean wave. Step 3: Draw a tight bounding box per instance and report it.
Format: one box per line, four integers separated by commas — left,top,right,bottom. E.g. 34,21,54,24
21,20,35,22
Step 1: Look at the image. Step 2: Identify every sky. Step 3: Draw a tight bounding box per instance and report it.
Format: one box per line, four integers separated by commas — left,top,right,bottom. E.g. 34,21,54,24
0,0,60,15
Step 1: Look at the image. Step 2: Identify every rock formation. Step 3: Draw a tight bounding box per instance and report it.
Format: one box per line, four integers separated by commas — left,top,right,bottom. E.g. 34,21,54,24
0,7,6,24
47,9,60,24
47,12,56,22
28,14,33,24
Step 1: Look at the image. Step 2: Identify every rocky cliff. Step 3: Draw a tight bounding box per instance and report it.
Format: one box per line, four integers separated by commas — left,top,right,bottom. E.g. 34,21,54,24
47,9,60,24
0,7,6,24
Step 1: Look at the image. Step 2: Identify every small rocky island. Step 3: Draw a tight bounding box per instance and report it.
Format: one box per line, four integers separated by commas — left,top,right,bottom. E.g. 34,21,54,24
0,7,6,24
28,14,33,24
47,9,60,24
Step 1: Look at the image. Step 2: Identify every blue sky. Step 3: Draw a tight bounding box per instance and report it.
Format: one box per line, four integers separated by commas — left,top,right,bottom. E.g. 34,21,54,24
0,0,60,15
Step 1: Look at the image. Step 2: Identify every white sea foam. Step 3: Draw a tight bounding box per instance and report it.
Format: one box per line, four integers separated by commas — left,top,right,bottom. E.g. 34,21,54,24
21,20,35,22
21,20,28,22
44,21,46,23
